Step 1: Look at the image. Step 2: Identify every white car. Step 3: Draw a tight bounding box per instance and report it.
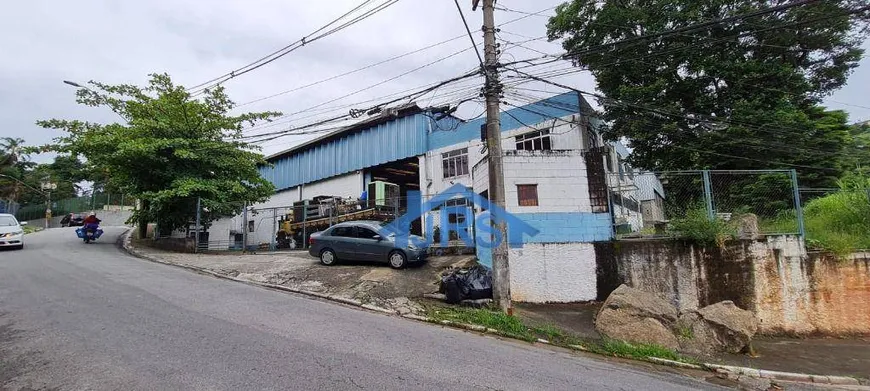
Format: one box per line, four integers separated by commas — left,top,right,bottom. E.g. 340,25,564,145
0,213,25,250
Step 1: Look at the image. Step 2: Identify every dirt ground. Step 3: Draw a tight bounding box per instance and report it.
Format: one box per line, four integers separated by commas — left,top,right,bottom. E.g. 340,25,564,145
134,239,474,314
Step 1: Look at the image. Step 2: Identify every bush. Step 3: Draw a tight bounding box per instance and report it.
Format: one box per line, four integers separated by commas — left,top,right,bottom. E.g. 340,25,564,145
802,188,870,255
668,207,736,247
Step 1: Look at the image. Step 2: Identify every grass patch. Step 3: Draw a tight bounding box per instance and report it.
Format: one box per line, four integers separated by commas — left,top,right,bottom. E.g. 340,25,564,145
675,325,694,340
423,305,536,342
421,303,697,364
591,339,690,363
22,225,41,234
667,207,736,247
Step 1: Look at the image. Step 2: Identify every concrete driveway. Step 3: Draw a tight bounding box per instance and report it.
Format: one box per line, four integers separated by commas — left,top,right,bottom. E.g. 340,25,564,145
0,227,726,390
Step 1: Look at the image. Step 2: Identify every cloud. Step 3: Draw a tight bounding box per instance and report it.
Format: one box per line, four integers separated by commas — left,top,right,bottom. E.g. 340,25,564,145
1,0,866,165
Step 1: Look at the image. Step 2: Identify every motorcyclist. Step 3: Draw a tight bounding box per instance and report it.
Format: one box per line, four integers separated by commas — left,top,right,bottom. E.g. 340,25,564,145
82,214,101,233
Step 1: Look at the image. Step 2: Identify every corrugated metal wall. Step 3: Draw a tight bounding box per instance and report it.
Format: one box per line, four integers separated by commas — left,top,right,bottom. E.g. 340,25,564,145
260,114,428,191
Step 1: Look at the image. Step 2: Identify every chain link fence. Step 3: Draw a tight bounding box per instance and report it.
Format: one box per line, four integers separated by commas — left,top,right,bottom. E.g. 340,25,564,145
0,199,19,215
146,192,483,254
610,170,803,238
14,192,136,222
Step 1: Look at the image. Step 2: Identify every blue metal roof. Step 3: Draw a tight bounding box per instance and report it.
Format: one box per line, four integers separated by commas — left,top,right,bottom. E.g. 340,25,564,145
259,92,588,191
259,113,428,191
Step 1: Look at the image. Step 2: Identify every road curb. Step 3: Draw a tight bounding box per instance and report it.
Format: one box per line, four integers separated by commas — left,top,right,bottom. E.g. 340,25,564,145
703,363,864,387
119,229,399,317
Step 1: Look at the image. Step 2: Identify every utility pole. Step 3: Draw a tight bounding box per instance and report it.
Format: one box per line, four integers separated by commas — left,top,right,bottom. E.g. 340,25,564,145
41,178,56,229
194,197,201,253
477,0,511,313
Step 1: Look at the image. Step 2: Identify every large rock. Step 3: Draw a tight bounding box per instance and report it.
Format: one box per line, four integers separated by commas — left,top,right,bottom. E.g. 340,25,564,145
599,284,679,324
596,285,759,355
597,311,679,350
677,301,758,355
595,285,680,349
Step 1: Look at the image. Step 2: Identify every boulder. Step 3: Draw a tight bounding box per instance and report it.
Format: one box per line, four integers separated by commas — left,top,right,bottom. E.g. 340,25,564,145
595,285,681,349
597,311,679,350
677,301,758,355
599,284,679,324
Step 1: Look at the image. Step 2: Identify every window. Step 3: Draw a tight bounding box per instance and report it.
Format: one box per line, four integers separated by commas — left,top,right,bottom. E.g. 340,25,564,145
515,129,551,151
442,148,469,178
248,220,255,233
330,226,354,237
356,227,380,240
517,184,539,207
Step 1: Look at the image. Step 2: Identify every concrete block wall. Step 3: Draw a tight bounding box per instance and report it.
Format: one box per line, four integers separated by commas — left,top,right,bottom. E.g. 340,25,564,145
509,242,598,302
502,151,592,214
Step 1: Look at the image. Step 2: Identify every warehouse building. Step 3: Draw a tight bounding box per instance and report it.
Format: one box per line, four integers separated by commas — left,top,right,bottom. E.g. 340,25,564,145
204,91,659,302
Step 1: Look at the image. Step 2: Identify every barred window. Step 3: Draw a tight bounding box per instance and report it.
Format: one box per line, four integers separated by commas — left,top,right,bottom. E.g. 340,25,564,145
516,129,551,151
517,184,539,207
442,148,469,178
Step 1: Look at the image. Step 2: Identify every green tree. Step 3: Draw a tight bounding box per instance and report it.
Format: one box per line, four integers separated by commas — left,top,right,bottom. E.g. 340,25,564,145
38,73,280,238
0,137,37,203
547,0,870,187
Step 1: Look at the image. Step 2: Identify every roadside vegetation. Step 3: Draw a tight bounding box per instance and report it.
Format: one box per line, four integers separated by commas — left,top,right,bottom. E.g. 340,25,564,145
802,177,870,255
422,304,696,364
667,208,737,247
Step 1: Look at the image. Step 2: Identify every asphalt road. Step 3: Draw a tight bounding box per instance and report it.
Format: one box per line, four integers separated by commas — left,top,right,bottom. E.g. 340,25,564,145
0,228,725,390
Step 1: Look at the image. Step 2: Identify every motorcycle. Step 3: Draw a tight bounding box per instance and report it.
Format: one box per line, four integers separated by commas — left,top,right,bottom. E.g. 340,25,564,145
75,223,104,243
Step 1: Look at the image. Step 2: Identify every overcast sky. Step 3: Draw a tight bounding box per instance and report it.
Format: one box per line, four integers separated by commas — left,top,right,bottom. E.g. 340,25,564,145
2,0,868,164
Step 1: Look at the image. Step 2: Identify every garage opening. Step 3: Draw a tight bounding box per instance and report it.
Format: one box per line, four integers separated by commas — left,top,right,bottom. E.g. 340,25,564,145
365,156,422,235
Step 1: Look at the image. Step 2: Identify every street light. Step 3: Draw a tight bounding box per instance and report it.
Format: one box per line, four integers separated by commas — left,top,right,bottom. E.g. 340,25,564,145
63,80,86,88
62,80,128,122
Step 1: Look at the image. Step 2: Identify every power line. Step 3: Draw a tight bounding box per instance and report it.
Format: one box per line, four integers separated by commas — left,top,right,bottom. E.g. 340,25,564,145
240,70,482,142
504,80,865,158
453,0,485,72
240,74,484,135
186,0,400,94
240,48,481,136
503,94,842,172
235,34,467,107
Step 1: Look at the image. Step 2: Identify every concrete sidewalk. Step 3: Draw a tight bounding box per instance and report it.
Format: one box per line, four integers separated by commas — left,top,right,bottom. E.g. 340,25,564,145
130,237,473,315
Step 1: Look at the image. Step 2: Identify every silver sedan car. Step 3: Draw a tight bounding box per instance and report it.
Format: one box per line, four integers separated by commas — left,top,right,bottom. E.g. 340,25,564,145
308,221,427,269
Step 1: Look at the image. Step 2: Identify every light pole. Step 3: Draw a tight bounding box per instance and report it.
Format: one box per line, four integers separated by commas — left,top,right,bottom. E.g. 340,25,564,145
63,80,87,89
62,80,128,122
40,177,57,229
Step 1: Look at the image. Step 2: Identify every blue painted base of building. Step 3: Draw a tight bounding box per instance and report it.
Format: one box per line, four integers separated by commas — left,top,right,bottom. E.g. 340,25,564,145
473,212,612,268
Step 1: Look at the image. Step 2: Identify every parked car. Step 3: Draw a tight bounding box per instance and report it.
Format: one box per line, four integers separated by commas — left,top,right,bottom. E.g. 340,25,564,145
308,220,427,269
68,214,85,227
0,213,26,250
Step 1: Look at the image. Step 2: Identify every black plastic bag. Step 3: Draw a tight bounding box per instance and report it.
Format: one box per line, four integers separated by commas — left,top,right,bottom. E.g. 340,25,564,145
439,266,492,303
462,266,492,300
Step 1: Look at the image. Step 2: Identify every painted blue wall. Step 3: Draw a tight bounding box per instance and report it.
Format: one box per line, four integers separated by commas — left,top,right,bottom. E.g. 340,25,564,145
259,114,429,191
512,212,613,243
474,211,612,269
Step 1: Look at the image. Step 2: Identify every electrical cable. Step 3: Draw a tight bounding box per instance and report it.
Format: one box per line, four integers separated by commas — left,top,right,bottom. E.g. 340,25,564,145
186,0,400,94
453,0,485,72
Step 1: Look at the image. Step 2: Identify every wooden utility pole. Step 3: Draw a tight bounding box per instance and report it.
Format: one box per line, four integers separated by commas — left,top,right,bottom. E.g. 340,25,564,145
479,0,511,313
